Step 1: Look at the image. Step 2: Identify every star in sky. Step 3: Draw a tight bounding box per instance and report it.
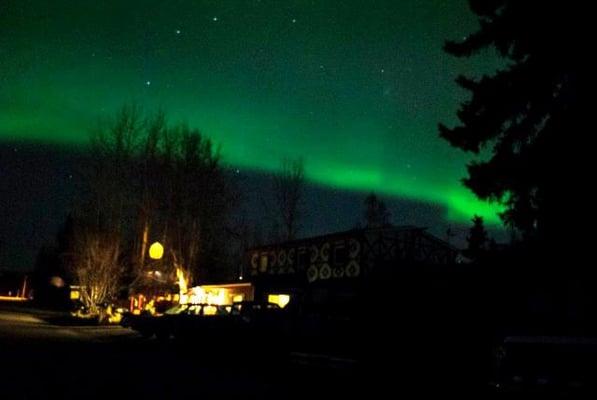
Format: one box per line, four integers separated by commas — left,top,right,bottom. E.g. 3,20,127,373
0,0,505,233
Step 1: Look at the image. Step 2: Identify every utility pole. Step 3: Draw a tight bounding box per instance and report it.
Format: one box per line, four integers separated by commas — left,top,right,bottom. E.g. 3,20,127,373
21,275,28,298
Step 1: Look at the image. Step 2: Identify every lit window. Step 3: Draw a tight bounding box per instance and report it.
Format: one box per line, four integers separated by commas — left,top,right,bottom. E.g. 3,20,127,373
203,305,217,316
268,294,290,308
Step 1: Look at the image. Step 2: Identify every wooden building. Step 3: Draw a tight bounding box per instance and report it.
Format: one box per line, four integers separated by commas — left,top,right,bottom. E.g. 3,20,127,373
246,226,458,307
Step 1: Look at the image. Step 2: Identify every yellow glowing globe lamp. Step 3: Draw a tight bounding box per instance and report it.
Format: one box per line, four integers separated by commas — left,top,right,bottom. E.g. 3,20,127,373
149,242,164,260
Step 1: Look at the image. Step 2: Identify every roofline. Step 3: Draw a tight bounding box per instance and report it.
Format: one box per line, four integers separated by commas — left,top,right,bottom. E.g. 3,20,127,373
418,229,460,252
199,282,253,289
248,225,429,251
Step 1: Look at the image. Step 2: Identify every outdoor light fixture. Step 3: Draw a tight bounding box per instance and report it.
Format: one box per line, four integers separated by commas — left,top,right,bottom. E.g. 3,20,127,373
149,241,164,260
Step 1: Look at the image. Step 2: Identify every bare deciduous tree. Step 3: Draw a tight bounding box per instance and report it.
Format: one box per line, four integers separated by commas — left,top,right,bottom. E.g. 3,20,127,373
135,110,167,275
71,105,235,304
87,104,142,233
68,105,142,316
273,158,305,241
162,124,234,286
71,230,121,317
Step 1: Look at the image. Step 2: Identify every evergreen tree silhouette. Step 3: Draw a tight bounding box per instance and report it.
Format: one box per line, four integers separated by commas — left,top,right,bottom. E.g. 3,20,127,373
439,1,586,247
363,193,391,228
466,215,488,260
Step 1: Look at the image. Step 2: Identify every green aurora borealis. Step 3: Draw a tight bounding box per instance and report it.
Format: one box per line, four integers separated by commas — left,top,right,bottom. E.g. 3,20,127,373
1,0,504,224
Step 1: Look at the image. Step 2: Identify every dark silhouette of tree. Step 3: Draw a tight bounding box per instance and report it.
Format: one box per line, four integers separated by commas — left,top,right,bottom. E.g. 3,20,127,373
227,213,265,281
363,193,391,228
439,1,584,245
70,228,122,316
273,158,305,241
466,215,488,260
445,225,456,246
74,104,143,310
31,214,77,309
135,110,167,273
160,123,236,286
68,105,235,308
87,103,142,235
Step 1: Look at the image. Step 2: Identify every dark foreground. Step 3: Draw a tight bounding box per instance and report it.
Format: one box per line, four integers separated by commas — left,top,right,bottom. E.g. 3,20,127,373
0,306,363,400
0,304,501,398
9,300,597,398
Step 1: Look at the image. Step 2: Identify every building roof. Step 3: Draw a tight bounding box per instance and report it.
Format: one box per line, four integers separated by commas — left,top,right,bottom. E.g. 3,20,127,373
249,225,457,252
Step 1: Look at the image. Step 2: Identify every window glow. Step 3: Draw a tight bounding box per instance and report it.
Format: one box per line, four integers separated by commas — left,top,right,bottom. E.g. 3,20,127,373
268,294,290,308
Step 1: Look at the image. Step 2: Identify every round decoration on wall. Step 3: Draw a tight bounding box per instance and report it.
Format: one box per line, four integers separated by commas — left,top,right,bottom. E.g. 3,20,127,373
348,239,361,258
269,251,277,268
307,265,319,282
346,260,360,277
332,266,345,278
251,253,259,269
310,245,319,263
320,242,330,262
277,249,287,266
319,263,331,280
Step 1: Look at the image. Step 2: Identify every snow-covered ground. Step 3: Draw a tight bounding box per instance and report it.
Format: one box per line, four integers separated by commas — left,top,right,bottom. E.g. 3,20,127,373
0,306,138,343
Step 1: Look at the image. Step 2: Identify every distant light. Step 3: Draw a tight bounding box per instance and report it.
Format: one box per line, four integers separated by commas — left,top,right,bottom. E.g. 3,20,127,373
149,242,164,260
175,29,181,34
145,81,151,86
50,276,65,288
212,17,218,22
238,275,243,281
292,18,297,23
0,295,27,302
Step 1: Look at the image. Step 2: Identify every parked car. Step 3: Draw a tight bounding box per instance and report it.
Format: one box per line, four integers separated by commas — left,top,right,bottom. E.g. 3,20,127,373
172,303,235,340
123,301,289,345
230,301,286,332
172,301,288,344
122,303,190,339
492,336,597,394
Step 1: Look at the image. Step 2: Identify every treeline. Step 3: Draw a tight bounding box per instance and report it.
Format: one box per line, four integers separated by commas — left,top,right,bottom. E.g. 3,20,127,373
35,105,236,313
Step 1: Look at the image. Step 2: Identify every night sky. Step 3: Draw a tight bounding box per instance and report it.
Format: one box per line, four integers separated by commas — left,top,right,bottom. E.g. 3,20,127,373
1,0,505,270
